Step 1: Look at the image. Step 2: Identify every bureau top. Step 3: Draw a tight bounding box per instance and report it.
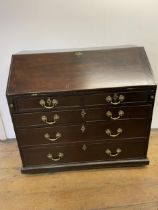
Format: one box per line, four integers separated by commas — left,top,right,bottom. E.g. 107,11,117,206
7,46,156,96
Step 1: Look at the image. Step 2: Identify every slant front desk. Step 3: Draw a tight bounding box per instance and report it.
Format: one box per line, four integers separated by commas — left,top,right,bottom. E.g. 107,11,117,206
6,47,157,173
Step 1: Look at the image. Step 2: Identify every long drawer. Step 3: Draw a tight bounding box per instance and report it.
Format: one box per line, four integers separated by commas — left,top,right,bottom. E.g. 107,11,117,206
17,119,150,146
13,105,152,127
13,89,153,113
21,138,147,167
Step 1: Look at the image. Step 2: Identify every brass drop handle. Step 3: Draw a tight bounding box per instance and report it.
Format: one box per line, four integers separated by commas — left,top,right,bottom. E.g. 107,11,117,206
106,110,124,120
41,114,60,125
105,128,123,138
106,94,125,105
111,101,121,105
39,98,58,109
44,132,62,142
47,153,64,161
105,148,122,157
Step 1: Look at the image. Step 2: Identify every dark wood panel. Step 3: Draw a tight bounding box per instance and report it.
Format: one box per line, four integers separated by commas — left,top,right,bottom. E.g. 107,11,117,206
85,104,152,121
21,138,147,167
12,105,152,127
21,158,149,173
16,119,150,146
15,95,82,112
6,47,156,95
11,89,156,113
84,91,150,106
13,109,83,127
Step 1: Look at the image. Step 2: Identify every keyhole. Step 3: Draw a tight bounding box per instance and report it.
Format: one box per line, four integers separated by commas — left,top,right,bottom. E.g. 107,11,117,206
82,144,87,151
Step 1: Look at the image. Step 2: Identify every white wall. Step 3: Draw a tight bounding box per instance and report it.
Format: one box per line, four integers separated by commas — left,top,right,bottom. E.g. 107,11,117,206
0,0,158,138
0,112,6,140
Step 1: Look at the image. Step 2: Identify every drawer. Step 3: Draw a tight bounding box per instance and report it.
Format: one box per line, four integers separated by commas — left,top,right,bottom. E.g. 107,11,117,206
13,105,152,127
13,109,83,127
85,105,152,121
21,139,147,167
14,95,82,112
17,119,150,146
84,91,150,106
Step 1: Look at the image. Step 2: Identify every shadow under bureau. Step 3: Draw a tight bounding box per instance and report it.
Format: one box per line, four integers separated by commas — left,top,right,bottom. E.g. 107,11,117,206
6,47,157,173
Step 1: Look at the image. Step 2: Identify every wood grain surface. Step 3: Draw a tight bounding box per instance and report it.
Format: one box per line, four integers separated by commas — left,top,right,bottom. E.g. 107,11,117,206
0,130,158,210
7,47,155,95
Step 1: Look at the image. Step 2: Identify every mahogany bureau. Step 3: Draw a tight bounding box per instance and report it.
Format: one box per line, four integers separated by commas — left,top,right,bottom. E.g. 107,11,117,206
6,47,157,173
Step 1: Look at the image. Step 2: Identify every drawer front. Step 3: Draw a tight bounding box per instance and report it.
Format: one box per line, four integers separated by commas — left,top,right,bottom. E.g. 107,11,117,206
22,139,147,166
13,105,152,127
17,119,150,146
13,110,83,127
14,95,82,112
12,90,153,113
85,105,152,122
84,91,150,106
